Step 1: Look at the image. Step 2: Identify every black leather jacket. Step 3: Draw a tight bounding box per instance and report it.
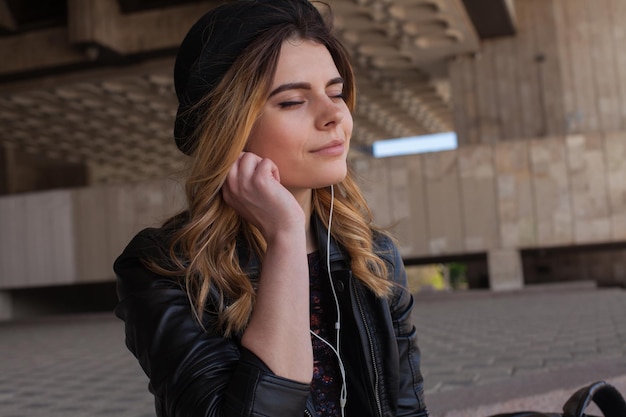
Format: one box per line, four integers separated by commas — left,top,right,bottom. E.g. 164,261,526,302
114,216,428,417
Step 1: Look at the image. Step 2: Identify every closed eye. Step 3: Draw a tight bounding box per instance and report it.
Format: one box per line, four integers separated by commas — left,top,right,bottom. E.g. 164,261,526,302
279,100,305,109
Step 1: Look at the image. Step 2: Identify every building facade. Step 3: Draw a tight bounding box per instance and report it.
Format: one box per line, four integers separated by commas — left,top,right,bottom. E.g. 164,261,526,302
1,0,624,319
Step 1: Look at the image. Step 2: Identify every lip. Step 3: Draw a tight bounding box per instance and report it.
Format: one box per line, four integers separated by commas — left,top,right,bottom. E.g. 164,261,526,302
311,140,345,156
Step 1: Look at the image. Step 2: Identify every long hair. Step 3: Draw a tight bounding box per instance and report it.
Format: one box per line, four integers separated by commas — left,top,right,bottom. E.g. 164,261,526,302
160,2,392,336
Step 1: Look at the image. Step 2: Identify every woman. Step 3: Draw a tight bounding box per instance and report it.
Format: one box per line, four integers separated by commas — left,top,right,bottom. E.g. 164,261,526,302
114,1,428,416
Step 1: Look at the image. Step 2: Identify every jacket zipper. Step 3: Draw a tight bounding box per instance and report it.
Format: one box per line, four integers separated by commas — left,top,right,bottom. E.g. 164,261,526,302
352,277,383,417
304,409,312,417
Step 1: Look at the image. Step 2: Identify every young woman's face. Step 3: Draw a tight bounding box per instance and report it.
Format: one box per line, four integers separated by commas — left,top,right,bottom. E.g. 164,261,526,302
245,39,353,194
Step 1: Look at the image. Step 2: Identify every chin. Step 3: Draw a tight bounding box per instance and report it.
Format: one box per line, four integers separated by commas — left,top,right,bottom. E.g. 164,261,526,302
327,164,347,181
320,172,347,188
291,165,347,190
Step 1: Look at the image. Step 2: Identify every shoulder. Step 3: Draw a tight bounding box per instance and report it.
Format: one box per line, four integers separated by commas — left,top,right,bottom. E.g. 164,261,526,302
372,229,401,266
114,213,187,271
113,222,184,298
114,226,174,269
371,229,410,293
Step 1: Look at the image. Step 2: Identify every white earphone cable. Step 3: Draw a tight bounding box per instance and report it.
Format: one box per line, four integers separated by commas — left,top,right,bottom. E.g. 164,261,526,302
326,184,347,414
309,184,347,416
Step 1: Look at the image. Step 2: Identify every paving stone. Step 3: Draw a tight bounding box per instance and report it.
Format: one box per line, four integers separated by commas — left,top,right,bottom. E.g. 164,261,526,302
1,289,625,416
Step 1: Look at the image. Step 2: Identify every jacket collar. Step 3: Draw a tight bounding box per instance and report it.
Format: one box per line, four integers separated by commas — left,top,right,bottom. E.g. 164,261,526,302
312,214,351,273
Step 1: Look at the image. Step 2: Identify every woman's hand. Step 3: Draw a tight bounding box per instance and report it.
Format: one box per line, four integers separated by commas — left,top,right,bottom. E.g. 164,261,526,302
223,152,313,382
222,152,305,241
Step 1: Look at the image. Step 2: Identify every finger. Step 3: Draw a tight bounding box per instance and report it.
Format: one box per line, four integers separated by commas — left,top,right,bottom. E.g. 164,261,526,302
224,157,239,186
237,152,264,189
223,152,246,198
239,151,263,168
255,158,280,184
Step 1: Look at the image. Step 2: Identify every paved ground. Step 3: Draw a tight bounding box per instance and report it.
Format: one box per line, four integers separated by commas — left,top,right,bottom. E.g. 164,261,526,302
1,284,625,417
412,285,626,416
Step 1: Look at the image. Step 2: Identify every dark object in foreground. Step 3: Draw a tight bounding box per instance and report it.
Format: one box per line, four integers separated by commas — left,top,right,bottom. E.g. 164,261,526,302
489,381,626,417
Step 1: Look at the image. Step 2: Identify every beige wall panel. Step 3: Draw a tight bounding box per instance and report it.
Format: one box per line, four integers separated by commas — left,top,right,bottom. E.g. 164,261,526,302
551,0,576,133
75,180,181,283
459,55,480,145
351,157,393,228
1,191,76,289
107,179,185,269
0,196,28,288
73,186,111,283
605,131,626,239
449,58,468,145
24,191,76,286
38,191,76,287
585,0,622,131
566,134,611,243
461,56,480,144
23,191,76,287
424,150,463,254
488,248,524,290
514,0,543,139
610,0,626,129
560,0,600,133
385,157,414,257
404,155,430,257
529,137,573,246
105,183,139,266
532,0,564,137
388,155,429,257
494,141,535,248
492,37,522,140
458,145,499,252
474,42,500,144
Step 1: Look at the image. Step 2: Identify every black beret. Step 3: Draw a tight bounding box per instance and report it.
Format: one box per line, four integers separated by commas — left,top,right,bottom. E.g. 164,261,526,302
173,0,325,155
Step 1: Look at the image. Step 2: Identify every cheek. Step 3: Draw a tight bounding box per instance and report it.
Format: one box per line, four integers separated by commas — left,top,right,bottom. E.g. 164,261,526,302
344,112,354,138
245,125,292,162
245,120,272,155
246,111,298,154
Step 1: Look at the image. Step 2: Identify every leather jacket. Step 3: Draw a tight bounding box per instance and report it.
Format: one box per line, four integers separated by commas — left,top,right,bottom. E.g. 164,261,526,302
114,215,428,417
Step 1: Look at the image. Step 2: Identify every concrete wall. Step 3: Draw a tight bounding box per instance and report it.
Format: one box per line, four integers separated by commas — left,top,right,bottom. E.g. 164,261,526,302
353,131,626,289
451,0,626,145
0,144,88,195
1,131,625,313
0,179,184,291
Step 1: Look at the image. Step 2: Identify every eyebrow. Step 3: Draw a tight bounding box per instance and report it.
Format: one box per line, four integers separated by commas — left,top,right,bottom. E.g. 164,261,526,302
268,77,345,98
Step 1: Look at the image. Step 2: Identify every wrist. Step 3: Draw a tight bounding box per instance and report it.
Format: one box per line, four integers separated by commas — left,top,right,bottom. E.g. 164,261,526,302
265,225,306,250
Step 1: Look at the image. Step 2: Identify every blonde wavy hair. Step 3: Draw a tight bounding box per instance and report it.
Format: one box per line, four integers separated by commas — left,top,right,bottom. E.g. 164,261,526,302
160,13,392,337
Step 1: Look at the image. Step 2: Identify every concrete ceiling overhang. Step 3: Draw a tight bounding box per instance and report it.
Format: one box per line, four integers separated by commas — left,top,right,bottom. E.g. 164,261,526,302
0,0,513,184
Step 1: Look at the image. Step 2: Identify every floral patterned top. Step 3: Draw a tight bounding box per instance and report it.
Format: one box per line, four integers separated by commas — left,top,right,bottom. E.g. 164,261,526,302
308,251,341,417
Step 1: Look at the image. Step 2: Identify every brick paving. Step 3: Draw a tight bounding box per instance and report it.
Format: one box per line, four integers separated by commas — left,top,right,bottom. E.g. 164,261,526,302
412,287,626,395
0,286,625,417
0,315,154,417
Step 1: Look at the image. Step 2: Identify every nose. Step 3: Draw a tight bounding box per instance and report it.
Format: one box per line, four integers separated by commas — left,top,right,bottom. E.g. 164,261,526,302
315,96,346,130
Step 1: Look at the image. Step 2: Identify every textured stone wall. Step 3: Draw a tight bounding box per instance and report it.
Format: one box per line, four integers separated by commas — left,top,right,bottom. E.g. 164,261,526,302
1,133,625,290
0,179,184,289
353,132,626,287
450,0,626,145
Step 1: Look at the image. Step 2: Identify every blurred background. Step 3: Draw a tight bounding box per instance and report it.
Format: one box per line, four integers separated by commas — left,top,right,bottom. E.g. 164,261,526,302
2,0,626,318
1,1,626,416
